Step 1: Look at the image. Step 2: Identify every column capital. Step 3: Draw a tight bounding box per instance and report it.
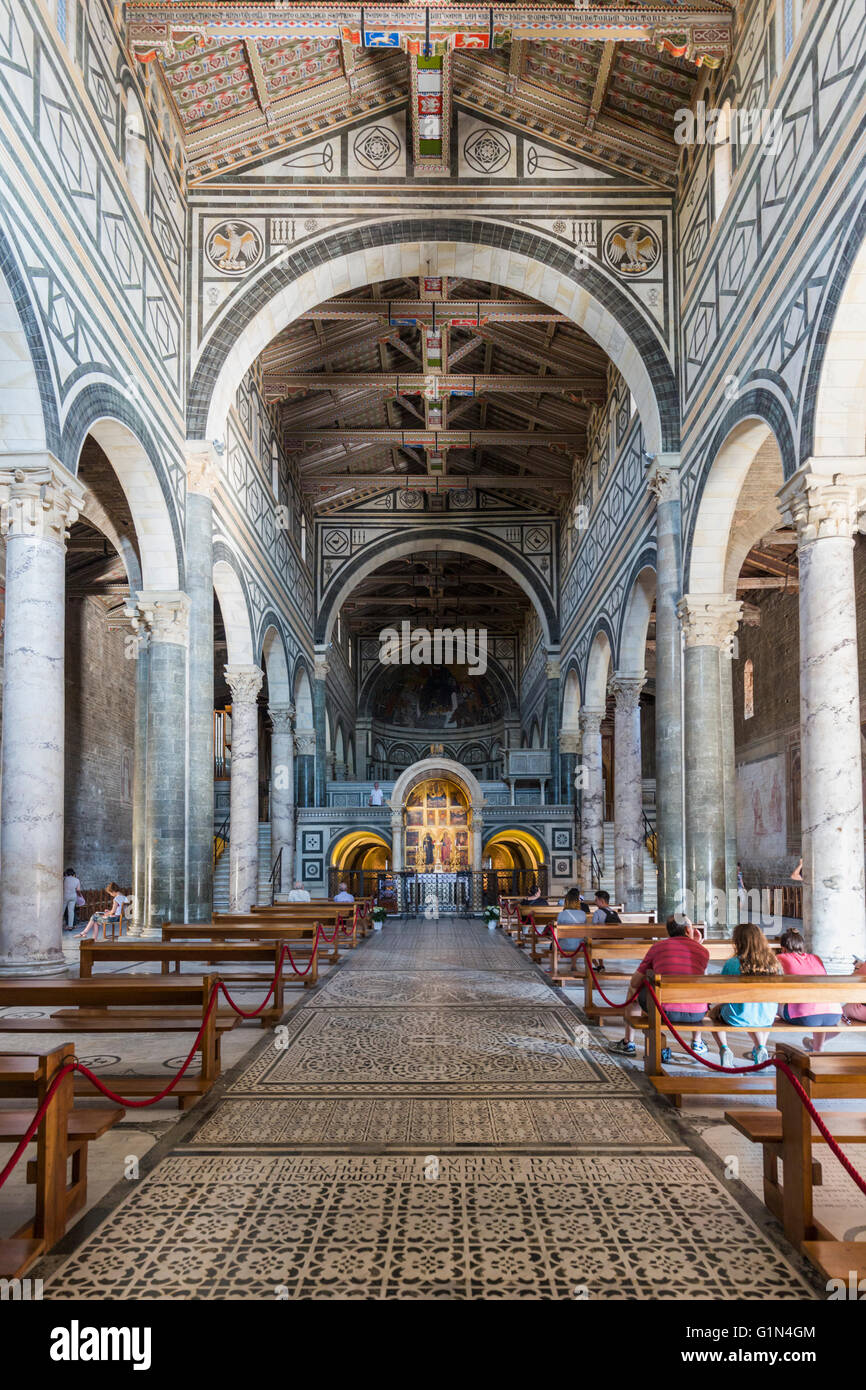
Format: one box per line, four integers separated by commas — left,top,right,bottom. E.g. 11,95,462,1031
579,707,605,737
184,440,221,498
390,809,403,829
133,590,190,646
545,655,561,681
646,454,681,504
313,647,330,682
609,671,646,707
295,731,317,756
224,663,264,705
0,454,85,545
778,463,866,542
559,732,580,755
269,703,295,733
677,594,742,651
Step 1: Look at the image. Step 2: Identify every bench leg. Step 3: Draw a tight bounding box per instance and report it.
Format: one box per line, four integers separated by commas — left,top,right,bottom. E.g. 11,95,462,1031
778,1065,814,1247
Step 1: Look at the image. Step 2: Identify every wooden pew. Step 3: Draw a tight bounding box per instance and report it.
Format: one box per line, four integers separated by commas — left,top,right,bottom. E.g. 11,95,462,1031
163,918,341,964
643,972,866,1105
0,1046,124,1274
215,904,358,950
498,896,522,932
0,975,237,1109
726,1047,866,1283
548,921,669,985
78,938,318,1022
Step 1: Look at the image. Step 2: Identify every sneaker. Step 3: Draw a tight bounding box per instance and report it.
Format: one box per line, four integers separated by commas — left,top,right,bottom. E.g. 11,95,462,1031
719,1046,735,1069
691,1038,709,1054
751,1046,769,1065
803,1036,816,1053
611,1039,636,1056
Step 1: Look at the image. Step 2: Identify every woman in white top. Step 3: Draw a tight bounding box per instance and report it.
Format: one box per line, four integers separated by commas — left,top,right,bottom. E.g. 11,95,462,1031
77,882,130,940
62,868,82,931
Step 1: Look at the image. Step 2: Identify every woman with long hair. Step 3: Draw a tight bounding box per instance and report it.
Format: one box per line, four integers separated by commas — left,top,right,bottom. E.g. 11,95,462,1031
77,882,129,941
776,927,841,1053
710,922,780,1067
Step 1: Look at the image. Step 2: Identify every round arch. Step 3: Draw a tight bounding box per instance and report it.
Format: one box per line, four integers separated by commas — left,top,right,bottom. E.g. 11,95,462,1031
357,638,518,719
293,662,313,728
317,530,558,647
213,557,255,665
619,563,656,673
329,829,392,872
483,826,547,870
584,629,614,709
261,623,291,704
189,222,678,455
0,233,56,453
390,757,485,810
686,415,785,595
804,211,866,462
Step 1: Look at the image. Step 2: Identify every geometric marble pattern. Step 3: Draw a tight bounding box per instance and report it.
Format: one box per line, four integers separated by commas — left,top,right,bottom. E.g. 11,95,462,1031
42,919,817,1300
45,1153,815,1301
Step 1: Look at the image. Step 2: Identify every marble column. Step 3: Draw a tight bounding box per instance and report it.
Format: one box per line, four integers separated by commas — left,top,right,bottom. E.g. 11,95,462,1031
610,673,646,910
545,652,561,803
295,730,316,808
678,595,742,934
647,456,685,920
720,647,739,928
135,591,190,930
560,733,578,808
313,649,329,806
578,708,605,886
470,806,484,909
225,664,264,912
128,626,150,936
184,443,218,922
779,466,866,970
269,703,295,898
390,808,404,911
0,458,84,974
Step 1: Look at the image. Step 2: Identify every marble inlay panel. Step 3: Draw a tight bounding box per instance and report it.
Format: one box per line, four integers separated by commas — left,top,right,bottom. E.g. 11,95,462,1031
308,969,557,1007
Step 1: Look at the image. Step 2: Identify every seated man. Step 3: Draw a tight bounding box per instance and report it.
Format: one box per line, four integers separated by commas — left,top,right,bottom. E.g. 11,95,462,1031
287,880,311,903
557,887,587,926
612,916,709,1057
333,881,355,903
590,890,621,925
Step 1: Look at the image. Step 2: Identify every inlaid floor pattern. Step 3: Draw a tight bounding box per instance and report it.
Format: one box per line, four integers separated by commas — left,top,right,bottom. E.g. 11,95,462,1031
45,918,815,1300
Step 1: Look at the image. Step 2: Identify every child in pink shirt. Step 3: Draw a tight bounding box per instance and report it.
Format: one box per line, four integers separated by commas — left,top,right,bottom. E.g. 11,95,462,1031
776,928,841,1053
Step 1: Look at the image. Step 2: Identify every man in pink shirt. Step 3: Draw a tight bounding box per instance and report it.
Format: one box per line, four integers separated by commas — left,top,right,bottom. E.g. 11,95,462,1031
612,917,710,1057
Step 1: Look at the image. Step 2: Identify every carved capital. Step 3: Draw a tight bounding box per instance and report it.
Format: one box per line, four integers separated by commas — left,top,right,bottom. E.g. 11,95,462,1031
269,703,295,734
313,653,330,682
545,655,561,682
0,456,85,545
778,464,866,543
559,732,580,755
579,707,605,739
184,441,221,498
677,594,742,652
224,663,264,705
295,731,317,756
646,455,681,505
134,590,190,646
609,672,646,709
390,810,403,830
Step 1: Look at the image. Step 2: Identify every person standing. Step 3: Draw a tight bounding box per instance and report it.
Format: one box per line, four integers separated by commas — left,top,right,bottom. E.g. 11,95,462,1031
62,867,81,931
369,782,384,806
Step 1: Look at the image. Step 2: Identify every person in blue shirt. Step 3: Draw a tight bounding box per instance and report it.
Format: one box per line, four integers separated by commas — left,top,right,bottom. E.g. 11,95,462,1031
709,922,781,1067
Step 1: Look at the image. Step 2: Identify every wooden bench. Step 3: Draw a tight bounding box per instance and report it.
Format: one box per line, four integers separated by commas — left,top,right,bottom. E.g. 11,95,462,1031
0,975,238,1108
726,1047,866,1272
643,972,866,1105
548,921,675,985
0,1046,124,1274
215,904,357,951
78,938,318,1021
163,919,341,964
553,928,721,1009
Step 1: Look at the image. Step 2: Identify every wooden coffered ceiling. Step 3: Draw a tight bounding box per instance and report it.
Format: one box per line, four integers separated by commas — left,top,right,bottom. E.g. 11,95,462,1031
342,551,532,636
126,3,737,186
264,274,611,505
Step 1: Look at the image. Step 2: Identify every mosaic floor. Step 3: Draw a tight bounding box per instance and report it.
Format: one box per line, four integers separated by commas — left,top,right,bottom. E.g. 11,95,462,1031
42,918,819,1301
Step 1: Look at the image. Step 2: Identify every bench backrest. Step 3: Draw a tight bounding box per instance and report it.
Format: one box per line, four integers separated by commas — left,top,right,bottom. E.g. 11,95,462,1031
649,972,866,1005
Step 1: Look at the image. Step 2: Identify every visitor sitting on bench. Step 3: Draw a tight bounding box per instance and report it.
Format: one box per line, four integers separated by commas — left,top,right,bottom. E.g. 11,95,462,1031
333,882,355,903
709,922,780,1068
614,915,709,1057
77,882,129,941
843,957,866,1025
287,881,311,903
590,890,621,925
557,887,587,926
522,882,548,906
776,927,841,1053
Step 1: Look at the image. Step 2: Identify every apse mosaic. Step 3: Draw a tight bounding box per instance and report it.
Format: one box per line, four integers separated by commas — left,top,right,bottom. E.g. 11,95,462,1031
405,779,469,872
371,665,502,730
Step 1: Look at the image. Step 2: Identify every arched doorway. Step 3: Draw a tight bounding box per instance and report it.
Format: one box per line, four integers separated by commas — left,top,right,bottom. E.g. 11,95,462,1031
328,829,392,901
389,757,484,914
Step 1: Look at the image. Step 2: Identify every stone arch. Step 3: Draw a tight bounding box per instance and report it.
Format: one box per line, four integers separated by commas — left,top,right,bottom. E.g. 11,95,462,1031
317,529,558,647
357,638,517,719
561,663,582,733
293,661,313,728
0,223,59,453
63,389,184,589
123,82,149,214
260,622,291,704
483,826,547,869
189,221,678,454
390,757,485,810
618,561,656,673
584,629,614,709
804,216,866,462
686,415,786,596
213,555,255,666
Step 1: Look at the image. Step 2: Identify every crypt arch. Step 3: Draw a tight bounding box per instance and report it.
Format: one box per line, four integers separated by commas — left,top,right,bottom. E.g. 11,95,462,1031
483,826,547,872
189,222,679,456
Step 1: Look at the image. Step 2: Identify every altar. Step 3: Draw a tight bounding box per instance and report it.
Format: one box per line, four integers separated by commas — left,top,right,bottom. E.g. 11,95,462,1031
403,870,473,915
405,778,470,871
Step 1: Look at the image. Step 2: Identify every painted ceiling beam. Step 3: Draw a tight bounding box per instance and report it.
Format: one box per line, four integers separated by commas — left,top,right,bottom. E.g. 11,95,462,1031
308,472,571,492
264,373,606,395
286,428,585,446
299,301,566,323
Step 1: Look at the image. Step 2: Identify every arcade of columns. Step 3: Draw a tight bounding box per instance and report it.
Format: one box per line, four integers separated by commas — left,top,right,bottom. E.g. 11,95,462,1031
0,441,864,974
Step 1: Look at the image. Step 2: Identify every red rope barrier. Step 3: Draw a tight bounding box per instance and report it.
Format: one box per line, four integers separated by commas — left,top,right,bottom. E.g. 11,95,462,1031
571,938,866,1199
